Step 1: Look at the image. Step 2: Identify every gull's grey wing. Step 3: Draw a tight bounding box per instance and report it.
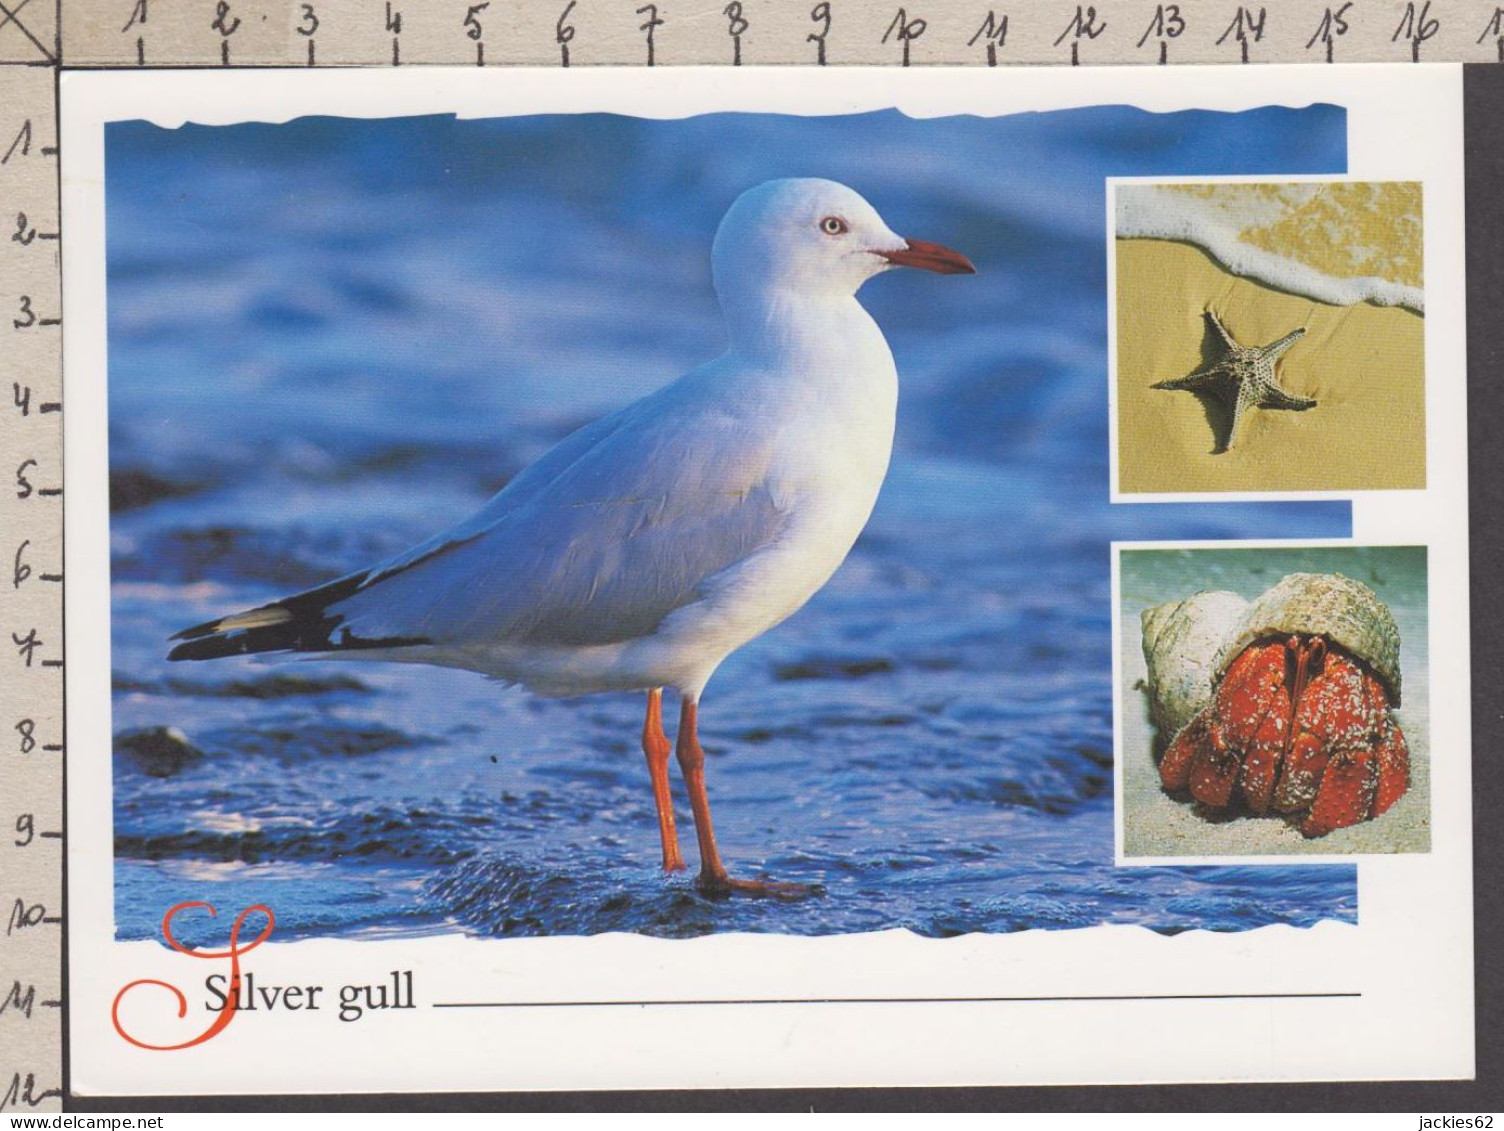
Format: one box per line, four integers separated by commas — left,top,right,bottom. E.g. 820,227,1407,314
170,372,791,659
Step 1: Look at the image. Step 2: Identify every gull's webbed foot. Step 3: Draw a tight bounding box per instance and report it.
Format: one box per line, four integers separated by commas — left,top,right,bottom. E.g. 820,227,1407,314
694,871,821,901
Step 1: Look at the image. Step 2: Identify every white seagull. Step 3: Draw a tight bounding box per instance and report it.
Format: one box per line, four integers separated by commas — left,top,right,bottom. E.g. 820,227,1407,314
169,178,975,898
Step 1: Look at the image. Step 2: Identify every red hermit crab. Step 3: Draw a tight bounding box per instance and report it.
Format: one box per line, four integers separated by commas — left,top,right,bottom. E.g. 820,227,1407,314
1144,573,1409,838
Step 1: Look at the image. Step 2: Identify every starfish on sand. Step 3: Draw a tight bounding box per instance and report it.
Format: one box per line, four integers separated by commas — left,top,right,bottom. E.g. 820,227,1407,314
1152,310,1316,453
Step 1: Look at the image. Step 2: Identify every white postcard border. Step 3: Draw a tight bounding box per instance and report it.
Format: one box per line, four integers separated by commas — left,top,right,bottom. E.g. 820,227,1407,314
62,64,1472,1095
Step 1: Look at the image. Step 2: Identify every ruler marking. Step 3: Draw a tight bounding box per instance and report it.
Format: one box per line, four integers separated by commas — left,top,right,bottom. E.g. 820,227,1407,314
1,1073,62,1109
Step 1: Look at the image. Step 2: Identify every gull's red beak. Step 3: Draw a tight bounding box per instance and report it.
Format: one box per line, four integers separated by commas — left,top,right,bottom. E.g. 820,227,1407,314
878,238,977,275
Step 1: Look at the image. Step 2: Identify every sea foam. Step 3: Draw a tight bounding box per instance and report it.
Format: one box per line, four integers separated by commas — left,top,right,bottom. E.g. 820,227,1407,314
1116,183,1424,314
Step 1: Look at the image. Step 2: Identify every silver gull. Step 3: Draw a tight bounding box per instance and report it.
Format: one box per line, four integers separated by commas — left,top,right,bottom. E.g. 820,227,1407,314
169,178,976,897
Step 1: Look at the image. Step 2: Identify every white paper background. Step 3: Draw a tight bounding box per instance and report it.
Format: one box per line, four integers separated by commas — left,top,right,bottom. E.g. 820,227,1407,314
62,64,1472,1095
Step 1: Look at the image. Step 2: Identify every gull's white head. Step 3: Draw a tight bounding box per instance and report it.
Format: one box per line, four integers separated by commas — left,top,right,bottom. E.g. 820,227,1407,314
711,178,975,308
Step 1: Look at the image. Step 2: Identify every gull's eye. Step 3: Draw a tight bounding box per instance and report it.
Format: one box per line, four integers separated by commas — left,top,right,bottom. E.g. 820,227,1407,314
819,216,849,236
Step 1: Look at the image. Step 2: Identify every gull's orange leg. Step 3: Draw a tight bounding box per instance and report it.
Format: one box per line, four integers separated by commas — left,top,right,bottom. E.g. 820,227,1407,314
674,696,814,900
643,688,686,872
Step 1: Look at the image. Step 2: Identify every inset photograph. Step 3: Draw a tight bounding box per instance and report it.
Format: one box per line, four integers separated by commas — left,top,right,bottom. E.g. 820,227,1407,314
1113,180,1425,495
1118,544,1430,858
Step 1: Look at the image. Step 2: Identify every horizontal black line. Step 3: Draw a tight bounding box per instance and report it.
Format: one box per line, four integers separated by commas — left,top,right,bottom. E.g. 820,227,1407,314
432,992,1360,1010
40,1000,60,1008
41,743,62,752
37,403,60,413
39,146,56,156
38,573,61,582
36,487,60,496
39,659,62,667
35,232,57,240
38,830,60,838
39,916,60,924
36,317,59,326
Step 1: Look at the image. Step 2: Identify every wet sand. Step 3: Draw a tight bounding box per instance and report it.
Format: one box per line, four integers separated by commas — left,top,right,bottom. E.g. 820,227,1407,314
1115,238,1426,495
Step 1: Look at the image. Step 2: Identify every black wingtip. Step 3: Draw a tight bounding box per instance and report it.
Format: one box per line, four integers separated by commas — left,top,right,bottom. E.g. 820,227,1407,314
166,569,431,663
167,635,252,662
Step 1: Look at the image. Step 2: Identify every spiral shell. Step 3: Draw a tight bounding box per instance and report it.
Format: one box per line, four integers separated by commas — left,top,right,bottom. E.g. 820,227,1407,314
1215,572,1402,705
1140,590,1250,739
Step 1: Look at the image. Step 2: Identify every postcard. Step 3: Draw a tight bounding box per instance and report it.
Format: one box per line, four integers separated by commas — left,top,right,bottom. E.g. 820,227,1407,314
60,63,1472,1097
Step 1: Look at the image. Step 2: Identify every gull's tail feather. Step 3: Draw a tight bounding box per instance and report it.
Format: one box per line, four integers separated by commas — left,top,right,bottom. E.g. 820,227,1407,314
167,571,430,662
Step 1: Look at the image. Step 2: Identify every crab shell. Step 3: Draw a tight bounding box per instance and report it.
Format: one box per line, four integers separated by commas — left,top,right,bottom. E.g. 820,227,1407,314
1140,590,1250,740
1213,572,1401,706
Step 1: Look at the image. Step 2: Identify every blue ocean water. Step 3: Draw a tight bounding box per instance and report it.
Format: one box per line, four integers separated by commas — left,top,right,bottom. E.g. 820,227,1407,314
107,105,1356,944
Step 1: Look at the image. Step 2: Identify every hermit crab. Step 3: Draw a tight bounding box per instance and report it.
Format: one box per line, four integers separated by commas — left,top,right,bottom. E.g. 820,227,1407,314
1142,573,1409,838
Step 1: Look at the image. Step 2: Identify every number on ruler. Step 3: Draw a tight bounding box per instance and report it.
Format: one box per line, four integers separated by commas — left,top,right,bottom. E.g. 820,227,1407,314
1054,5,1106,65
882,7,926,66
298,3,317,66
1306,3,1352,62
10,815,52,847
969,11,1008,65
211,1,240,66
557,0,575,66
123,0,148,65
636,4,662,66
1,981,39,1018
724,2,748,64
12,297,58,329
2,1073,62,1109
1217,6,1267,62
15,460,59,500
12,628,60,668
808,1,831,63
6,899,54,934
385,2,401,65
1479,8,1504,61
465,2,488,66
1392,1,1438,60
12,630,42,667
10,384,59,417
13,542,61,589
13,213,57,246
1,120,31,165
13,720,60,755
1136,4,1185,64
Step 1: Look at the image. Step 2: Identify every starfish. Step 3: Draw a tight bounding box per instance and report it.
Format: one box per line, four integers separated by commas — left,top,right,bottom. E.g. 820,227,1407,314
1152,310,1316,453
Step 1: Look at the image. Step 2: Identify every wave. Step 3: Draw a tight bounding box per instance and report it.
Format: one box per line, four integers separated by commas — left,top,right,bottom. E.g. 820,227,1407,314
1116,182,1424,313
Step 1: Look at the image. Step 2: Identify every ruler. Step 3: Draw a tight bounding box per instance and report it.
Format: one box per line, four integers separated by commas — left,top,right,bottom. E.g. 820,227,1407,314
45,1,1504,67
2,0,1500,1113
0,41,66,1116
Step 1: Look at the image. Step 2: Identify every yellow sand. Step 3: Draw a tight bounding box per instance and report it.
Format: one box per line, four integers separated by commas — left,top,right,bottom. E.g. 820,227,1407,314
1116,238,1426,495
